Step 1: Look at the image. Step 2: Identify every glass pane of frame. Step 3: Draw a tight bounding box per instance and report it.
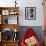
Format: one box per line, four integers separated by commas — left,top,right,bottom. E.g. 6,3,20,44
25,7,36,20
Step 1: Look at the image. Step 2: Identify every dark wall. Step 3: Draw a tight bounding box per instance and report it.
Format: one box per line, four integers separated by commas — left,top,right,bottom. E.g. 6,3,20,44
18,26,44,43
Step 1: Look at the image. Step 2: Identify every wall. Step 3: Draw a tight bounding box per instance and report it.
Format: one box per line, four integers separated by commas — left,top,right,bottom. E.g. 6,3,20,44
18,0,43,26
0,0,43,26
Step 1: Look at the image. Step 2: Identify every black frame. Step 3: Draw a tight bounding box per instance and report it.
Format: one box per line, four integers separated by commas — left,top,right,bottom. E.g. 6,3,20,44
25,7,36,20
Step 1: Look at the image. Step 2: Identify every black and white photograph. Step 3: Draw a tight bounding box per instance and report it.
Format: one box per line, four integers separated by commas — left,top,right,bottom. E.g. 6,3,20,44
25,7,36,20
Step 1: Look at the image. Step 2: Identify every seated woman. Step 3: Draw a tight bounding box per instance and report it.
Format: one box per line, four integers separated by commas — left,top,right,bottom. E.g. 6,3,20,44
21,28,41,46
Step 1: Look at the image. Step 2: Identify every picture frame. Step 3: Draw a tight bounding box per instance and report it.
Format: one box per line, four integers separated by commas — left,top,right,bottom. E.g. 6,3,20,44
25,7,36,20
9,10,18,15
2,10,9,15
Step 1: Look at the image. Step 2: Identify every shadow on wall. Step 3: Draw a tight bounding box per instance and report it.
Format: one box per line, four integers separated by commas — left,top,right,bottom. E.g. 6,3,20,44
18,26,43,44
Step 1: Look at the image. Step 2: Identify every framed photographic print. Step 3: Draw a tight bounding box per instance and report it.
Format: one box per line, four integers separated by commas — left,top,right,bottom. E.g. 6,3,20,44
2,10,9,15
25,7,36,20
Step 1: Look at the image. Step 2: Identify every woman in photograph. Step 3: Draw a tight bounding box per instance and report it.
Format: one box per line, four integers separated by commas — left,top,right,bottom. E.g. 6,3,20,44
30,9,33,18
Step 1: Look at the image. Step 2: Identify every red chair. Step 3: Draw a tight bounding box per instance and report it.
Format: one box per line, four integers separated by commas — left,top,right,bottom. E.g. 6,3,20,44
21,28,41,46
